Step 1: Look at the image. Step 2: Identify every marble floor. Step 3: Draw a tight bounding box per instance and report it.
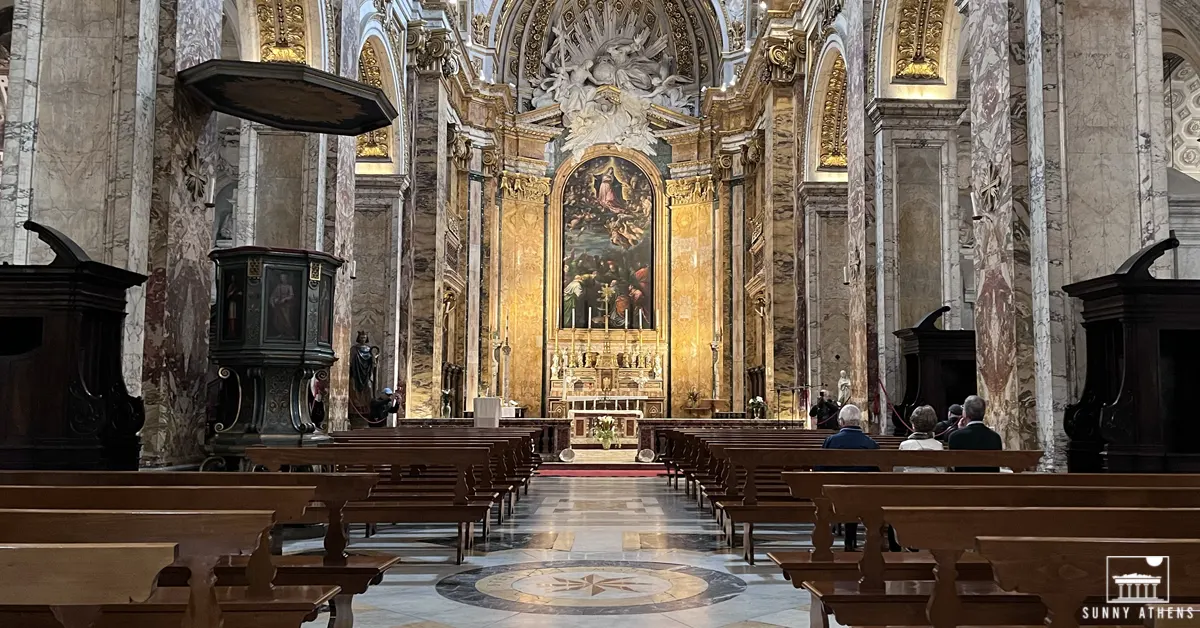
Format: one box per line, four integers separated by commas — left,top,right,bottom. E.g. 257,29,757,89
288,476,824,628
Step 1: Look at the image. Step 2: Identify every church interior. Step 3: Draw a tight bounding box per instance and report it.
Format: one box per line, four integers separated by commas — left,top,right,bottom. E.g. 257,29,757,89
2,0,1200,624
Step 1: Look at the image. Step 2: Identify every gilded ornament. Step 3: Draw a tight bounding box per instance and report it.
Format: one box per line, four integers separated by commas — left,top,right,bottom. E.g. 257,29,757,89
500,172,551,202
715,152,734,178
765,36,797,84
663,0,694,78
728,21,746,50
819,0,843,27
451,129,473,168
819,55,848,169
481,147,500,175
523,0,555,78
893,0,945,81
416,29,456,77
472,14,491,45
257,0,307,64
666,175,715,205
357,42,391,159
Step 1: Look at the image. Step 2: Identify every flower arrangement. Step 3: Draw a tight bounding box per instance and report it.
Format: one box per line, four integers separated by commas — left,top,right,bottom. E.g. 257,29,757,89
747,396,766,418
594,415,619,450
686,389,701,408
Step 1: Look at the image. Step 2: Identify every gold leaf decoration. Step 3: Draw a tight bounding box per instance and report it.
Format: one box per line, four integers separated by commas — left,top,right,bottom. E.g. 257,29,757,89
894,0,944,81
666,175,715,205
819,55,848,170
728,21,746,50
357,41,390,159
472,14,491,45
257,0,307,64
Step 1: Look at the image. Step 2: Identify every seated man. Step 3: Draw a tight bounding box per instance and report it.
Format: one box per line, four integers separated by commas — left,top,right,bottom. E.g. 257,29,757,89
948,395,1003,471
818,404,879,550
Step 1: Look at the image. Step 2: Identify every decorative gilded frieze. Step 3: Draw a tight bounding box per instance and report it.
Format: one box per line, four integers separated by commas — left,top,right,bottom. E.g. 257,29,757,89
357,42,391,159
257,0,307,64
819,55,848,169
523,0,555,78
729,21,746,50
666,175,715,205
893,0,945,81
500,171,552,203
472,14,491,45
663,0,694,78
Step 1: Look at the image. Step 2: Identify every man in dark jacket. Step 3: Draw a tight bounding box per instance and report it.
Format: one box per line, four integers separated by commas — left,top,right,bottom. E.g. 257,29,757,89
948,395,1003,471
819,404,879,550
934,404,964,442
369,387,399,427
809,390,840,430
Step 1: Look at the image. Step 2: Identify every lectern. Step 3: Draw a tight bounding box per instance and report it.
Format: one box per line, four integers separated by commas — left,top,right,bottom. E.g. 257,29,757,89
891,306,977,436
0,221,147,469
204,246,343,469
1063,233,1200,472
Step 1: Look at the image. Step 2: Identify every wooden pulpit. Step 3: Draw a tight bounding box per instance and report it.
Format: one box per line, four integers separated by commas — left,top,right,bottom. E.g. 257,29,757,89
1063,233,1200,472
0,221,147,469
891,306,977,436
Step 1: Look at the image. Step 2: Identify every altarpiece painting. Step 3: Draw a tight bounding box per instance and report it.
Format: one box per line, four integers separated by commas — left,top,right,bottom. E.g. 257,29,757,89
560,155,655,330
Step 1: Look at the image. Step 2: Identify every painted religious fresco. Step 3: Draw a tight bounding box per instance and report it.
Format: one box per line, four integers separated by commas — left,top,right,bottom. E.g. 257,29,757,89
561,155,655,330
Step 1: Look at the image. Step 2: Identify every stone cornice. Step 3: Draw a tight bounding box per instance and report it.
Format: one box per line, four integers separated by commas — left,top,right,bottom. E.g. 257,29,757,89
867,98,968,133
797,180,848,212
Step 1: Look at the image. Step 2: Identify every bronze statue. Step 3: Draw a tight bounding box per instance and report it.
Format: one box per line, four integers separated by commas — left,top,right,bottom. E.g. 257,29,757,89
349,331,379,413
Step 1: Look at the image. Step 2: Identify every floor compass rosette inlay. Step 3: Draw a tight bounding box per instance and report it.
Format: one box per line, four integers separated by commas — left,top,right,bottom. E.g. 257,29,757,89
435,560,746,615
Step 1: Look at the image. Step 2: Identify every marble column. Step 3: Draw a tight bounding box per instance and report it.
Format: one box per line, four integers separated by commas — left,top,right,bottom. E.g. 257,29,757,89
479,148,500,397
799,181,850,397
968,0,1036,449
869,99,966,400
352,174,407,391
765,86,799,418
845,0,880,427
728,152,747,410
401,65,450,418
464,140,489,409
0,0,160,394
140,0,223,465
322,0,361,432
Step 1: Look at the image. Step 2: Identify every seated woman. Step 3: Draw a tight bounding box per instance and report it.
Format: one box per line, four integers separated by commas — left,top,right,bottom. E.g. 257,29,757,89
897,405,944,472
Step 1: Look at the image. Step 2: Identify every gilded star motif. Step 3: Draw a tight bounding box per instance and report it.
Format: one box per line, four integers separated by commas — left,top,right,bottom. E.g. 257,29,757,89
538,573,647,596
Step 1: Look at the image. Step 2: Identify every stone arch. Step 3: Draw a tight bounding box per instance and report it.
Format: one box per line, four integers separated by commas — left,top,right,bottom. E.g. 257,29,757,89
873,0,963,100
355,33,401,173
805,40,849,182
248,0,329,69
493,0,725,107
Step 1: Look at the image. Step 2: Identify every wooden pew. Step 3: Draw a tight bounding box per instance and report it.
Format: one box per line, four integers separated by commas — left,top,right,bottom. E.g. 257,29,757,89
0,472,393,628
246,446,494,564
0,508,328,628
717,448,1043,563
978,536,1200,628
0,543,178,628
880,507,1200,628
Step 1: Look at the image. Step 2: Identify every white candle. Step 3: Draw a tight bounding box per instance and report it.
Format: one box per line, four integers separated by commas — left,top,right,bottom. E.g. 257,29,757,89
571,309,576,327
625,309,629,330
205,177,216,205
639,310,644,329
588,307,593,329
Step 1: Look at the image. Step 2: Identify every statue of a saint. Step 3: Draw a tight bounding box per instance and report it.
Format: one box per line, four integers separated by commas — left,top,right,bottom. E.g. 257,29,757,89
349,331,379,413
837,369,851,406
551,353,561,379
653,354,663,380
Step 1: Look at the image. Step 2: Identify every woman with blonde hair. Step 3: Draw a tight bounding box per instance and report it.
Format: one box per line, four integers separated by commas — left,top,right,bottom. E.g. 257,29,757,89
897,405,943,472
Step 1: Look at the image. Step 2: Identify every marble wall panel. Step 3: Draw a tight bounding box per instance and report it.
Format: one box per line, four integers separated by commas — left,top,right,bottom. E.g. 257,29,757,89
800,182,849,397
0,0,46,265
234,122,259,246
497,172,548,415
894,146,944,330
718,169,733,404
352,176,404,394
480,170,498,396
668,177,716,415
767,88,798,417
139,0,222,466
403,74,449,418
845,0,874,417
254,132,307,248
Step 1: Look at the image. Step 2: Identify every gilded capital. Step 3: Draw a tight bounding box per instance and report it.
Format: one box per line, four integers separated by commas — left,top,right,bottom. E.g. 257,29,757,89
764,35,800,84
415,29,457,77
500,172,551,202
666,175,715,205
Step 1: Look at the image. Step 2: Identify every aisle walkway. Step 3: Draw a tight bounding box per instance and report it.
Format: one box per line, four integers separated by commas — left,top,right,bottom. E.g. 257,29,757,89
288,476,818,627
